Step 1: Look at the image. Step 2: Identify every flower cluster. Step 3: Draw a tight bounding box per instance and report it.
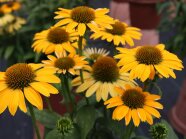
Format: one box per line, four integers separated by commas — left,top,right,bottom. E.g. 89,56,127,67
0,0,25,35
0,4,184,139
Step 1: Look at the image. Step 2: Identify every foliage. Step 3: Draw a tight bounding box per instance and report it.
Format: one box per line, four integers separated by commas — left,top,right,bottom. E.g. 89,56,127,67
157,0,186,59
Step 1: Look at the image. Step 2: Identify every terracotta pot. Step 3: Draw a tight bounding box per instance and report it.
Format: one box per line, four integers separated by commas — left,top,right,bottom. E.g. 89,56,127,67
169,79,186,135
129,1,162,29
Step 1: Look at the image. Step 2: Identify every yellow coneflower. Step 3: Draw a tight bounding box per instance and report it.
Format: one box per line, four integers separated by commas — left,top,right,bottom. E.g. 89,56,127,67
1,1,21,14
4,16,26,34
72,56,137,101
42,51,88,75
0,63,60,116
104,85,163,127
54,6,114,36
115,44,184,82
32,26,79,54
90,20,142,46
0,13,14,27
83,47,110,62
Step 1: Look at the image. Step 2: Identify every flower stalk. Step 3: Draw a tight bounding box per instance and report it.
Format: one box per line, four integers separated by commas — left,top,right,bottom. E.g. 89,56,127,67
28,103,41,139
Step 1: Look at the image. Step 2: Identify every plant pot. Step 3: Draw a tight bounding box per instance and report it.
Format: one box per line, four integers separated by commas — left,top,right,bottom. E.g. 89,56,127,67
129,0,163,29
169,79,186,135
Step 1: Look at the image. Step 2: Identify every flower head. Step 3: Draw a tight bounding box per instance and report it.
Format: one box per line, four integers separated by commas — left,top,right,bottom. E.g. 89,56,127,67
104,85,163,127
56,116,74,135
0,1,21,14
84,47,110,62
42,51,88,75
32,26,79,54
0,63,60,116
115,44,184,82
54,6,114,36
149,123,168,139
3,16,26,34
90,21,142,46
72,56,137,101
0,13,14,27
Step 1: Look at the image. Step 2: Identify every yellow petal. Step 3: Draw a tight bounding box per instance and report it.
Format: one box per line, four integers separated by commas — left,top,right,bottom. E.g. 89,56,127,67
54,19,72,27
18,91,27,113
125,109,132,126
131,109,140,127
145,101,163,109
66,21,78,32
8,90,20,116
101,83,109,101
0,82,8,91
24,87,43,110
113,105,129,120
137,108,146,122
76,79,95,93
35,75,60,83
78,23,86,36
29,63,43,71
30,82,50,97
0,88,12,114
86,81,101,97
144,106,161,118
0,72,5,80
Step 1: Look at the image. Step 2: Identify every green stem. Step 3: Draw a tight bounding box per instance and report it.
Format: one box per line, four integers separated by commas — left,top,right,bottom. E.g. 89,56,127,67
60,75,71,113
45,97,53,112
123,122,135,139
28,103,41,139
78,36,90,105
64,75,75,110
78,36,83,56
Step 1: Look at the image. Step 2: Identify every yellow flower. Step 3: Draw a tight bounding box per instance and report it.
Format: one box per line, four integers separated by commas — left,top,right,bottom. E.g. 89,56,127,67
4,16,26,34
115,44,184,82
32,26,79,54
72,56,137,101
104,85,163,127
54,6,114,36
0,1,21,14
0,13,14,27
84,47,110,62
0,63,60,116
42,51,88,75
90,20,142,46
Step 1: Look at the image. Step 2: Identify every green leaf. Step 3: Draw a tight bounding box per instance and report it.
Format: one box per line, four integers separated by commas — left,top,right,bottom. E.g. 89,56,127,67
64,125,81,139
4,46,15,60
46,129,63,139
27,109,61,129
161,119,179,139
74,106,102,139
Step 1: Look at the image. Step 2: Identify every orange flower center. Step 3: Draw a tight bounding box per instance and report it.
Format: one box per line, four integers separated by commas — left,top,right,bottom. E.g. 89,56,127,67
54,57,75,71
92,56,119,82
136,46,163,65
5,63,35,89
122,89,145,109
106,21,125,35
47,27,69,44
71,6,95,23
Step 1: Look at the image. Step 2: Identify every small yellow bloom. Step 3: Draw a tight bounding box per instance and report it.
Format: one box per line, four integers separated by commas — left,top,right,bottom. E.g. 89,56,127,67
72,56,137,101
83,47,110,62
90,20,142,46
1,1,21,14
4,16,26,34
32,26,79,54
115,44,184,82
0,63,60,116
54,6,114,36
42,51,88,75
104,85,163,127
